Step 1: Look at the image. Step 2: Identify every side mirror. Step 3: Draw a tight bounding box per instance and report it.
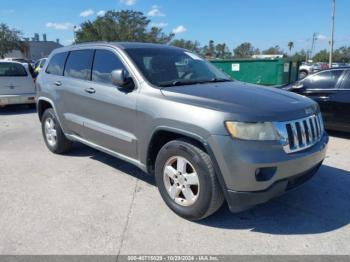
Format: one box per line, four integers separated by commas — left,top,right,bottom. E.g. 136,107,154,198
111,69,135,91
292,82,304,90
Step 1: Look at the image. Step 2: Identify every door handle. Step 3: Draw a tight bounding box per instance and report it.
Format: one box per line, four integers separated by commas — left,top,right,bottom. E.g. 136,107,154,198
84,87,96,94
319,96,330,101
54,81,62,86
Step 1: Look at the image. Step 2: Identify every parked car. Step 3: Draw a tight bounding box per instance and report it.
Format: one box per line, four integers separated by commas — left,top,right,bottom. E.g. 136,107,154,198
36,43,328,220
284,67,350,133
299,63,321,79
34,58,47,73
0,61,36,107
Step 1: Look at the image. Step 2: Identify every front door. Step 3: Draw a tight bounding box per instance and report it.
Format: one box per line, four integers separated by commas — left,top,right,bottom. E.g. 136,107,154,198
298,69,344,124
80,48,138,159
331,70,350,131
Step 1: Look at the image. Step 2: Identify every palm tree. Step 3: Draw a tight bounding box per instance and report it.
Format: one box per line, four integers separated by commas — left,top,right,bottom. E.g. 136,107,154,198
288,41,294,56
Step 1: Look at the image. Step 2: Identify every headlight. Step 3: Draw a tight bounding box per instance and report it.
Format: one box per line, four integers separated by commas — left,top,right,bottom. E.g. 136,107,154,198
225,121,280,141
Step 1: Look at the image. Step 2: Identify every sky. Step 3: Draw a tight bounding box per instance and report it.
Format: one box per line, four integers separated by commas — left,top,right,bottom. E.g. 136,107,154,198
0,0,349,54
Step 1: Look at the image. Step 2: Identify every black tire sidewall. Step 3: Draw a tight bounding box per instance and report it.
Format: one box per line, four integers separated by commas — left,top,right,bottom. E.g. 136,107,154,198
155,141,214,220
41,109,61,153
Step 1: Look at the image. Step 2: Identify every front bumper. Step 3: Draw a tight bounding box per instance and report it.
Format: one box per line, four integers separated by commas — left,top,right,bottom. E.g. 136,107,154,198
226,162,322,212
207,133,328,212
0,94,36,106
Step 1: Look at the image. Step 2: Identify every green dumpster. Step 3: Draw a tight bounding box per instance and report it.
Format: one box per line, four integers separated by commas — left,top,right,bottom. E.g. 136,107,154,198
210,59,300,86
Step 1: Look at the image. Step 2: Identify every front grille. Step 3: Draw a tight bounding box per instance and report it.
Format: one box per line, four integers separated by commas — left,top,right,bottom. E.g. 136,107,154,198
274,113,324,153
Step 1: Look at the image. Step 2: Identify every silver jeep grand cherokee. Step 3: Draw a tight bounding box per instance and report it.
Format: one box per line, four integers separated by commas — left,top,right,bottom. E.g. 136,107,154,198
36,42,328,221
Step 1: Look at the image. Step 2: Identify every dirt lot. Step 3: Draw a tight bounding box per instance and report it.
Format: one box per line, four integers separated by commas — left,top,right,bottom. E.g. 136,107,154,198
0,105,349,255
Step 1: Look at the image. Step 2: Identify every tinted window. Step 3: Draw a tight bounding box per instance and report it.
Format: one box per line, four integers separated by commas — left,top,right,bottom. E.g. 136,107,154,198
92,50,126,84
46,52,68,76
340,71,350,89
64,50,94,80
0,63,27,77
303,70,343,89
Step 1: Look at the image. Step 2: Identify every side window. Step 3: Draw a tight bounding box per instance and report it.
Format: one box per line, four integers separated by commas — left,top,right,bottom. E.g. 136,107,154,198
46,52,68,76
92,49,127,84
303,70,343,89
64,50,94,80
340,71,350,89
0,63,27,77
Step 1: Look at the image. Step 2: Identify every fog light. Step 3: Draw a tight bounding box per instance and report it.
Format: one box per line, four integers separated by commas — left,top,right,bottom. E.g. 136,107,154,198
255,167,277,182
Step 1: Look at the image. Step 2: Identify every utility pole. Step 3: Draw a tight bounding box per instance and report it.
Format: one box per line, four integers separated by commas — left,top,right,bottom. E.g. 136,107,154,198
329,0,336,68
310,32,317,61
306,33,317,62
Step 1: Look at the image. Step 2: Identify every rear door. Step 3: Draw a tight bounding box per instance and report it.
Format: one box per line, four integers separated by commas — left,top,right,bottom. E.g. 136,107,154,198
57,49,95,137
0,62,35,95
298,69,344,123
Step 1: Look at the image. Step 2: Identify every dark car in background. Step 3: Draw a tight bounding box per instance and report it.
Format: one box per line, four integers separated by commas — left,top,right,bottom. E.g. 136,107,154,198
285,67,350,133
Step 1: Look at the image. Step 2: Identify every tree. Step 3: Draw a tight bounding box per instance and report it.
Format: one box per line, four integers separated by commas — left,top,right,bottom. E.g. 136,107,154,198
75,10,174,44
290,49,307,62
233,42,259,58
171,39,201,53
333,46,350,63
287,41,294,56
201,40,216,57
262,45,285,55
0,23,28,58
313,49,329,62
215,43,232,59
313,47,350,63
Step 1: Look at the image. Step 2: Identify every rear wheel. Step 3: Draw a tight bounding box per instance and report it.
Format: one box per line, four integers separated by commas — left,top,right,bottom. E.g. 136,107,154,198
155,139,224,221
41,108,72,154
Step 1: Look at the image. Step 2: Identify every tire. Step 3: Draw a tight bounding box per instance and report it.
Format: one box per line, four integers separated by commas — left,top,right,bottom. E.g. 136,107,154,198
41,108,72,154
155,139,224,221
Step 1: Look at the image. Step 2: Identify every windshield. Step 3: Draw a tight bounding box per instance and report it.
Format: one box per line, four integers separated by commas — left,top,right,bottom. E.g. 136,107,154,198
124,47,232,87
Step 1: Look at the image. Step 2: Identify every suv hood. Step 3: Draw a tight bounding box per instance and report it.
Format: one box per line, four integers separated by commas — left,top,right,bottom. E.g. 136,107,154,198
160,81,318,122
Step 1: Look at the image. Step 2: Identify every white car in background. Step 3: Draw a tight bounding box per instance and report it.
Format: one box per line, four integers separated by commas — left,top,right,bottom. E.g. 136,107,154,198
0,61,36,108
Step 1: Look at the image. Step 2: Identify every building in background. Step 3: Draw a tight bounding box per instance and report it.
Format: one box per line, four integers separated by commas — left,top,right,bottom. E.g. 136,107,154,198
5,33,63,61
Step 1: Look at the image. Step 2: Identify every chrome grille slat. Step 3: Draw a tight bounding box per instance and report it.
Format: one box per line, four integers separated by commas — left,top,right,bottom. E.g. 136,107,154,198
299,121,307,146
274,113,324,154
290,122,299,149
315,116,321,138
312,116,319,138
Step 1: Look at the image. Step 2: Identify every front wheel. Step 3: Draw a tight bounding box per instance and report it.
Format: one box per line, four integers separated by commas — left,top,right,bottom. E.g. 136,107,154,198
155,139,224,221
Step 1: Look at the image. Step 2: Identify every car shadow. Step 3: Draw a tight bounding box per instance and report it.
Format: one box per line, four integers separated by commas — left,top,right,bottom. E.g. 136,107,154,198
327,130,350,139
67,143,155,185
67,143,349,235
200,165,350,235
0,104,36,115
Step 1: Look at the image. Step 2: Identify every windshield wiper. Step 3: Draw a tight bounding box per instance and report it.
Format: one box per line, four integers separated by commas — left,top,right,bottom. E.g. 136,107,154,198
159,78,233,87
206,78,233,83
159,80,206,87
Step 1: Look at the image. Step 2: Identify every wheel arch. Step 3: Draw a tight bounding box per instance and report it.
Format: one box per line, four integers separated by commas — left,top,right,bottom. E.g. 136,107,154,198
146,127,209,175
37,97,54,121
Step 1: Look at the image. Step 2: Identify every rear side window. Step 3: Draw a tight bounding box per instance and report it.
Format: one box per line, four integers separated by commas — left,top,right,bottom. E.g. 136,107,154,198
46,52,68,76
303,70,343,89
0,63,27,77
64,50,94,80
340,71,350,89
92,49,127,84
